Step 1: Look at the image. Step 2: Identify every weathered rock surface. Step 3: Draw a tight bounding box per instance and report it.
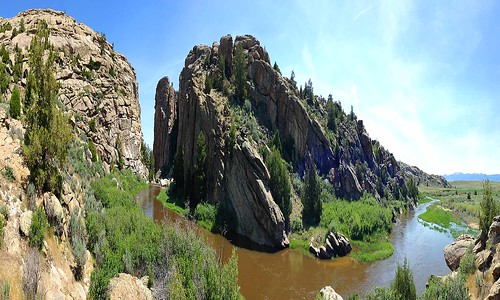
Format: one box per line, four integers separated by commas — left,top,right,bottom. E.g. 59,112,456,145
108,273,152,300
153,76,177,176
476,249,493,271
443,234,475,271
19,210,32,236
0,9,146,176
225,142,288,248
310,232,351,259
320,286,344,300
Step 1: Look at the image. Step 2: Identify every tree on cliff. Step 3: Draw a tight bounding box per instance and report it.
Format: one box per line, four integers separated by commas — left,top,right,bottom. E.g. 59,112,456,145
479,180,498,234
266,146,291,230
406,177,419,200
9,85,21,119
23,20,72,195
302,159,322,226
192,132,207,209
233,43,247,103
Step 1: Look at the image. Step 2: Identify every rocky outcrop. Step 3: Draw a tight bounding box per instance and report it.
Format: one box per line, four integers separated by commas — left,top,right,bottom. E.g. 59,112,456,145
400,162,451,188
19,210,32,236
108,273,152,300
153,76,177,176
310,231,352,259
443,234,475,271
225,142,288,248
319,286,344,300
0,9,146,176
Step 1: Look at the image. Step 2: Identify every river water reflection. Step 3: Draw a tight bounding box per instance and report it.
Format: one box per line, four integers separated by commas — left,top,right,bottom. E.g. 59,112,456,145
136,186,454,299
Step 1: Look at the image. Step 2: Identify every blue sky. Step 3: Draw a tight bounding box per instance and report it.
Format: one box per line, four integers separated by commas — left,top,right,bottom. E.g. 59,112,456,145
2,0,499,175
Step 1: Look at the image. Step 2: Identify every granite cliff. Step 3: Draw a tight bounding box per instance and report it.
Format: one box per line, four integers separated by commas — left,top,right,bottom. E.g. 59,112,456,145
154,34,449,248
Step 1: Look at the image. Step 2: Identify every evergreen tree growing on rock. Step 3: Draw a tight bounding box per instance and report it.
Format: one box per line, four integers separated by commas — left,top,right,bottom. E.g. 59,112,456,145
23,20,72,195
192,132,207,209
9,86,21,119
233,43,247,103
302,159,322,226
265,146,291,230
479,180,498,234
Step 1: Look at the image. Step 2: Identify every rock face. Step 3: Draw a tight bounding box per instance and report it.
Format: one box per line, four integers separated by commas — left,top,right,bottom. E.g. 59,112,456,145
225,142,288,247
153,33,450,247
443,234,475,271
108,273,152,300
153,76,177,176
0,9,146,176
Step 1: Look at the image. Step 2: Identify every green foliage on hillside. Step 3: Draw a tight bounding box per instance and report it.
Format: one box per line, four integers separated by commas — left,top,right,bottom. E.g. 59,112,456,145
23,20,72,195
233,43,247,103
479,180,498,234
86,171,240,300
265,145,292,228
115,134,124,170
140,142,155,181
194,202,217,231
192,132,207,208
29,207,47,250
9,86,21,119
302,160,322,226
320,197,392,241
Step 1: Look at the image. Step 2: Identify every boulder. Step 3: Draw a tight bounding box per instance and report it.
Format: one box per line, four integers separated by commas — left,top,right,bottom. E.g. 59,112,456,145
325,238,336,257
19,210,33,236
487,278,500,300
43,193,63,221
108,273,152,300
319,246,332,260
443,234,475,271
319,286,343,300
327,232,352,257
476,249,493,271
309,243,320,257
489,215,500,245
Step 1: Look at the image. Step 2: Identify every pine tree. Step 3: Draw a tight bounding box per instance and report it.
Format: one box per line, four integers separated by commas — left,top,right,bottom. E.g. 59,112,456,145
115,134,124,170
326,96,336,131
302,159,322,226
9,85,21,119
192,132,207,208
233,43,247,103
265,147,291,229
479,180,498,234
273,62,281,74
23,20,72,195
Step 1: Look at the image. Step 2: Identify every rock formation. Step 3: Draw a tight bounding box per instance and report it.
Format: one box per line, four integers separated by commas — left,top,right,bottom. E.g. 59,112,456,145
443,234,475,271
153,76,177,176
0,9,146,176
153,33,450,248
108,273,152,300
309,231,352,259
440,216,500,299
319,286,344,300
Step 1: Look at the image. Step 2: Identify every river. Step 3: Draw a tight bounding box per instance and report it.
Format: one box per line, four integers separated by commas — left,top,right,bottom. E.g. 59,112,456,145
136,186,454,299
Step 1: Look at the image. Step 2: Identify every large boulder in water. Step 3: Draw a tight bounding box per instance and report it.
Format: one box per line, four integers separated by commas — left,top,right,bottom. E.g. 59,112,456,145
444,234,475,271
320,286,343,300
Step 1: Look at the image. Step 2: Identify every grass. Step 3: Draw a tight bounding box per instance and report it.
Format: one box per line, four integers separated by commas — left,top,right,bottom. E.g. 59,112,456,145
156,189,188,215
350,240,394,262
418,196,434,204
419,204,454,228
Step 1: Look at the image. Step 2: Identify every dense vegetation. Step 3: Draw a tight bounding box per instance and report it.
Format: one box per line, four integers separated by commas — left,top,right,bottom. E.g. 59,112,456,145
23,20,72,196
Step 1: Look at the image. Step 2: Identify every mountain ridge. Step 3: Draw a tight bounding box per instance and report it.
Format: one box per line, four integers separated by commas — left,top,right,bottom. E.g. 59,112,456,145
444,172,500,182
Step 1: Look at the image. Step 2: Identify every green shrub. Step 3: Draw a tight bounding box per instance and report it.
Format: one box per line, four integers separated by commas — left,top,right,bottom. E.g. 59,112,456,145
108,66,115,78
2,166,14,182
89,118,96,132
302,160,322,226
29,207,47,250
365,286,397,300
0,215,5,249
392,258,416,300
458,245,475,275
70,211,87,280
0,280,10,300
9,86,21,119
291,217,303,233
265,146,291,228
88,140,97,162
194,202,216,231
419,273,469,300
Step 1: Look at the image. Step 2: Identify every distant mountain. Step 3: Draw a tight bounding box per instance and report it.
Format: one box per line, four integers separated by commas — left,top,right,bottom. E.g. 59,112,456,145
444,173,500,182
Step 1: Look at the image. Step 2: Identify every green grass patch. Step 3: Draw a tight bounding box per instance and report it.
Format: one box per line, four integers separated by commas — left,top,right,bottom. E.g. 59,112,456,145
418,203,454,228
418,196,434,204
350,240,394,262
156,189,188,215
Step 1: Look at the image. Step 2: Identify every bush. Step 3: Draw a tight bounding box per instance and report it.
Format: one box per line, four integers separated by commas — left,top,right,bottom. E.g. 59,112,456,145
265,147,291,228
419,273,469,300
29,207,47,250
458,245,475,275
194,202,216,231
302,160,322,226
88,140,97,162
2,166,14,181
9,86,21,119
70,211,87,280
89,118,96,132
291,217,303,233
0,281,10,300
391,258,416,300
0,215,5,249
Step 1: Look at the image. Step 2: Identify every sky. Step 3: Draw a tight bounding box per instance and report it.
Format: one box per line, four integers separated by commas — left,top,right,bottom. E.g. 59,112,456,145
2,0,499,175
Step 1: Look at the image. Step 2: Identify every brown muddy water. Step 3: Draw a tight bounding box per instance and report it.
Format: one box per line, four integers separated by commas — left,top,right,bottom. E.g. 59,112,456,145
136,186,456,299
